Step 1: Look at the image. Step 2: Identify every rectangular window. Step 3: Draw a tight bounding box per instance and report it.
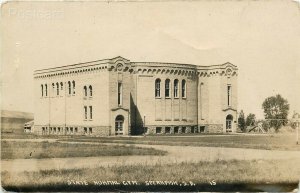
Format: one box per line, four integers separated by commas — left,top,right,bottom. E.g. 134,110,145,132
89,86,93,97
45,84,47,96
227,85,231,106
89,127,92,134
156,127,162,134
174,126,179,134
72,81,76,95
165,127,171,134
199,83,203,119
75,127,78,133
84,106,87,120
200,126,205,133
182,80,186,98
56,83,59,96
118,82,122,106
84,127,87,134
89,106,93,119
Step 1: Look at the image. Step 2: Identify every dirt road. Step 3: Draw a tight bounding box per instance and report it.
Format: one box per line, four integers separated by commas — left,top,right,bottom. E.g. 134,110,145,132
2,139,300,172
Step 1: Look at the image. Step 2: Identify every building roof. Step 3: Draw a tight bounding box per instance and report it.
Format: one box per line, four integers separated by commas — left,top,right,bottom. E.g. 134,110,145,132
34,56,237,77
292,112,300,119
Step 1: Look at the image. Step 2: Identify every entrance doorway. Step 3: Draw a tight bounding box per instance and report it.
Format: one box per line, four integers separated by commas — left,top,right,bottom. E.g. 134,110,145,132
226,114,233,132
115,115,124,135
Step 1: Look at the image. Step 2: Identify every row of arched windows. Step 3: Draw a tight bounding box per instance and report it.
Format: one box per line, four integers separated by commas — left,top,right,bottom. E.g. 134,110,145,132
155,79,186,98
40,80,76,97
83,85,93,97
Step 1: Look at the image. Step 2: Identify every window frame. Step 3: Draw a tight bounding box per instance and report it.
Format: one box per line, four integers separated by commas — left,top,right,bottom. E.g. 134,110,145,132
227,84,232,106
182,79,186,98
118,82,122,106
56,82,59,96
89,85,93,97
72,80,75,95
155,78,161,98
89,106,93,120
165,79,171,98
83,86,87,97
68,81,71,95
84,106,87,120
41,84,44,97
45,84,47,96
52,83,55,95
174,79,179,98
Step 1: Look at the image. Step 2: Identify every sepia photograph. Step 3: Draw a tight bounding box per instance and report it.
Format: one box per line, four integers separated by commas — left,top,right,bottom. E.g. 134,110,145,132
1,0,300,192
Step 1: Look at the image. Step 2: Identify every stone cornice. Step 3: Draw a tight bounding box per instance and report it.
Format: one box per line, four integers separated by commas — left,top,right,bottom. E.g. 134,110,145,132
222,107,237,112
34,56,238,79
34,64,108,79
111,107,129,112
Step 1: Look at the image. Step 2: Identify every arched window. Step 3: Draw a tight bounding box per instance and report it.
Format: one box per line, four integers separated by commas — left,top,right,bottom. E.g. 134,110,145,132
72,80,75,94
83,86,87,97
45,84,47,96
68,81,71,95
60,82,63,91
52,83,55,94
155,79,161,98
174,79,179,98
182,79,186,98
89,85,92,97
165,79,170,98
41,84,43,97
56,82,59,95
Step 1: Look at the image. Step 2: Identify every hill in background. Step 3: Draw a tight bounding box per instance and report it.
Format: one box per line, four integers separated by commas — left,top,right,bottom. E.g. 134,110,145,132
1,110,34,133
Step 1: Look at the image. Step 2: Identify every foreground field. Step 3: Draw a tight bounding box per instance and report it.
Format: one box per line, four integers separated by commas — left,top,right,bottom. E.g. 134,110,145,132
58,134,300,151
3,132,300,151
2,159,299,191
1,141,166,159
2,133,300,191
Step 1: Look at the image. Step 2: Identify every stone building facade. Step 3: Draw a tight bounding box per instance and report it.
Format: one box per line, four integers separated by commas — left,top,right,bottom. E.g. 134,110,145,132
33,56,238,136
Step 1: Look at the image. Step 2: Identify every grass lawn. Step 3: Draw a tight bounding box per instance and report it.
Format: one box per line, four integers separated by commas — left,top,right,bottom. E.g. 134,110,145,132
2,159,299,191
3,131,300,150
57,134,300,151
1,141,166,159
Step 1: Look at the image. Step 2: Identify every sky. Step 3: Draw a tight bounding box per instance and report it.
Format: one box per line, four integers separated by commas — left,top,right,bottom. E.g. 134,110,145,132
1,0,300,119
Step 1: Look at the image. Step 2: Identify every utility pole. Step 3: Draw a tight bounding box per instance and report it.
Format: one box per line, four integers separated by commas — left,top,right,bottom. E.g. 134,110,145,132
292,112,300,145
143,115,146,136
296,121,299,145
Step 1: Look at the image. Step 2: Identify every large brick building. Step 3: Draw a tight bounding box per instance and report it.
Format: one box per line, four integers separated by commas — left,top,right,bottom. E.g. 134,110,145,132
33,56,238,136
